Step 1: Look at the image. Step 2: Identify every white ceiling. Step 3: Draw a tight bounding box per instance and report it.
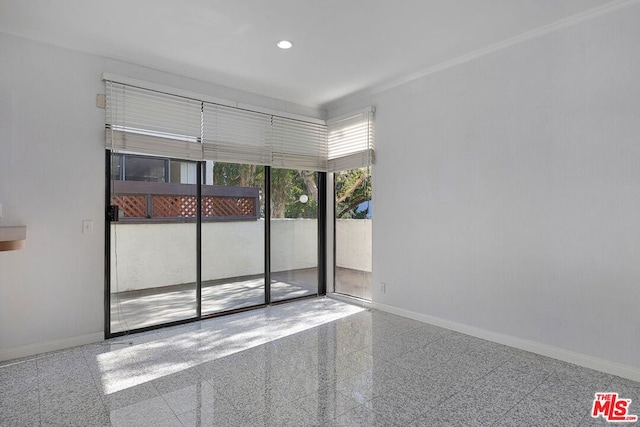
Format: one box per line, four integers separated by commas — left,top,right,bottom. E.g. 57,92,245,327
0,0,618,109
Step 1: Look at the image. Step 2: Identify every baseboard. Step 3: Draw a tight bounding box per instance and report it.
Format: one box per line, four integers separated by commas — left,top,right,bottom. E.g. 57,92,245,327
0,332,103,362
372,301,640,383
327,292,373,309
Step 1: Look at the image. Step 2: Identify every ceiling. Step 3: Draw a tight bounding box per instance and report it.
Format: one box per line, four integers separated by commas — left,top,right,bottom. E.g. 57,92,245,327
0,0,618,109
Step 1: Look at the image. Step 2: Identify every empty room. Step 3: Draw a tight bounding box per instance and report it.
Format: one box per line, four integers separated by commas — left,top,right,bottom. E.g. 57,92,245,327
1,1,639,426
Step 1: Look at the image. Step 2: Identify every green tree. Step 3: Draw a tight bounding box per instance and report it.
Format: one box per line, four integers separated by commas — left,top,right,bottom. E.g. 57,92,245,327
211,163,371,219
211,163,317,219
212,163,263,187
335,167,371,219
271,169,317,219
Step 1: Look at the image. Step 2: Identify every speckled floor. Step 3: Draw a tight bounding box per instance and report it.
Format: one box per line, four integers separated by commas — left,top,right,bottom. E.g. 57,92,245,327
1,298,638,426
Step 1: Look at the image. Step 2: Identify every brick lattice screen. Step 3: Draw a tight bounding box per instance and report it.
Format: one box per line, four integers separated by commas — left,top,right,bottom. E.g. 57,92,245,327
202,197,255,217
110,181,259,221
112,195,256,219
152,196,198,218
111,195,148,218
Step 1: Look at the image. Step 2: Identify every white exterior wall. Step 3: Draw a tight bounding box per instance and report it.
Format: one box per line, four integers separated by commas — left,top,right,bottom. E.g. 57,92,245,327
330,3,640,379
109,219,325,292
336,219,372,272
270,219,318,273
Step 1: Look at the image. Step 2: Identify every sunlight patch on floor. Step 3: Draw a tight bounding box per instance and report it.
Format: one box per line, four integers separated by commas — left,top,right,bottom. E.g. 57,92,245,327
95,298,364,394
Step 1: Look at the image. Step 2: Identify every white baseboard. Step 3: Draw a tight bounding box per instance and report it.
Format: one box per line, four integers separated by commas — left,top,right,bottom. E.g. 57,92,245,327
372,301,640,383
327,292,373,308
0,332,103,362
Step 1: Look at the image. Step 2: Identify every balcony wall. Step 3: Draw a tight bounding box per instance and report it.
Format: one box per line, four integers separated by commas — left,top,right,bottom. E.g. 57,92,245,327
110,219,370,293
336,219,372,272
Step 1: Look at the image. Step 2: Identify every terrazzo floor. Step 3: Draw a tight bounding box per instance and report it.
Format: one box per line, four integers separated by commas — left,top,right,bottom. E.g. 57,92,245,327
2,298,639,426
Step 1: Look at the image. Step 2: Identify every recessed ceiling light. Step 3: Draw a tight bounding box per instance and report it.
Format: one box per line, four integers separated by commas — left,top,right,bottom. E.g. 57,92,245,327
276,40,293,49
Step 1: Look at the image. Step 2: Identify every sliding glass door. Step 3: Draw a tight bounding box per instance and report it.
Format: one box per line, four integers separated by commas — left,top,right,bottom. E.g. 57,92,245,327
334,167,372,300
201,162,265,315
107,155,325,336
270,168,319,302
109,153,198,333
103,80,365,337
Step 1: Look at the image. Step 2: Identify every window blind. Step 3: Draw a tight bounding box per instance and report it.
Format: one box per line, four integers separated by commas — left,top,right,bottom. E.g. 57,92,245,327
327,108,375,172
105,81,203,160
271,116,328,171
104,78,374,172
201,103,272,166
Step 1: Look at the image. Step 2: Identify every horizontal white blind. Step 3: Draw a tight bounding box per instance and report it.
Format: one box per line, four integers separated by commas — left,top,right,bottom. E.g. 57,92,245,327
202,103,272,166
327,108,375,172
105,81,203,160
271,116,328,171
104,79,348,171
106,130,203,160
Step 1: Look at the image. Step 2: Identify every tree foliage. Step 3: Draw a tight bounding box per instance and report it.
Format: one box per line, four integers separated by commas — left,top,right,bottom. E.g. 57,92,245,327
271,168,318,218
211,163,317,219
335,167,372,219
210,163,371,219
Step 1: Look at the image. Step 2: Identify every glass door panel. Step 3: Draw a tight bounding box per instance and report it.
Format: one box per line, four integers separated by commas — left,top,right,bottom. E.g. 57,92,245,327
109,153,198,333
270,168,318,301
334,167,372,300
201,162,265,315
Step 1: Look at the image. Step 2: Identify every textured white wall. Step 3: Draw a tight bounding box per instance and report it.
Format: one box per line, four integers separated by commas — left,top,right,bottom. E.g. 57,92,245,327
0,32,323,359
330,3,640,372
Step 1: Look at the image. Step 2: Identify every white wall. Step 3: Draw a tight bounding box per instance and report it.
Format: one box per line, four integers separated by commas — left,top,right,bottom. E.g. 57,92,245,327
0,32,324,360
0,35,106,357
331,3,640,375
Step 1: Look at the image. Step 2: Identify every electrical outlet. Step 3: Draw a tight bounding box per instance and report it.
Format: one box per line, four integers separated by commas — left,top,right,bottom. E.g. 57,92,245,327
82,220,94,234
380,282,387,294
0,203,3,218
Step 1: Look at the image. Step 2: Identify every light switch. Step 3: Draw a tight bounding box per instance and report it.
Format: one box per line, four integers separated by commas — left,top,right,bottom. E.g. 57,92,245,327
82,220,94,234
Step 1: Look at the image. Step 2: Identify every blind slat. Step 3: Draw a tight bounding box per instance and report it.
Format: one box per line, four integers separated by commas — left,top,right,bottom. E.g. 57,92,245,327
106,82,202,148
201,103,272,165
106,130,203,160
270,116,328,171
327,109,375,172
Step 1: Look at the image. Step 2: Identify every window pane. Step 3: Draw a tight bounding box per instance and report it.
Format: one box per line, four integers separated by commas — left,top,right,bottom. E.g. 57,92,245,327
201,162,265,314
110,154,197,332
271,168,318,301
335,167,372,300
124,156,166,182
169,160,197,184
